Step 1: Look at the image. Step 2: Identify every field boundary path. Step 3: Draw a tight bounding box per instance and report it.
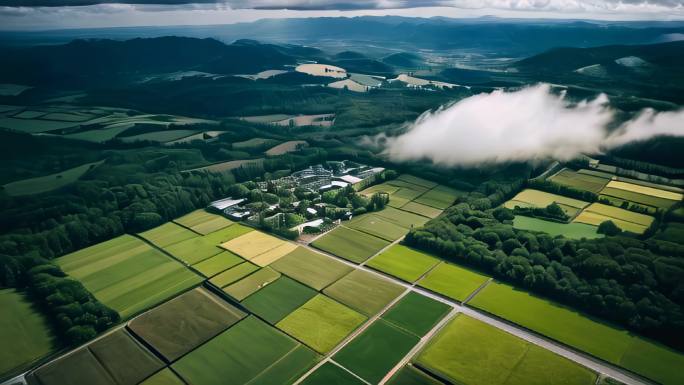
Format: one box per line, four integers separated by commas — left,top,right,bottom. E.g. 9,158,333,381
297,242,655,385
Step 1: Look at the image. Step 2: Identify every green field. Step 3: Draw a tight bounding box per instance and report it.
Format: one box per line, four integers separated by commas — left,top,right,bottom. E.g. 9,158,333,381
387,365,444,385
600,187,677,210
270,247,353,290
300,362,365,385
276,294,367,354
324,269,405,316
31,329,163,385
367,245,440,283
549,169,609,193
173,316,316,385
248,345,319,385
139,368,185,385
163,236,224,265
417,262,489,302
413,185,461,209
57,235,203,318
469,282,684,385
174,209,233,235
209,262,259,288
334,319,420,384
139,222,199,248
399,201,443,218
513,216,602,240
128,288,246,362
396,174,438,189
222,267,281,301
1,160,104,196
202,223,254,245
415,315,596,385
242,276,317,324
0,289,56,377
346,214,409,241
192,251,244,277
374,206,430,228
311,226,390,263
382,291,451,337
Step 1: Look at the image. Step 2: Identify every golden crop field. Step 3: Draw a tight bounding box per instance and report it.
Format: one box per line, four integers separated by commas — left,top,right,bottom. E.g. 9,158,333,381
504,189,590,210
605,181,683,201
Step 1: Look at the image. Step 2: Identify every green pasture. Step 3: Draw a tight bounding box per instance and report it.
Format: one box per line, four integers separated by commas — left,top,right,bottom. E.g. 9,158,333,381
0,289,56,377
346,215,409,241
600,187,677,209
311,226,389,263
276,295,366,354
382,291,451,337
397,174,438,189
242,276,317,324
139,222,199,248
139,369,185,385
334,319,419,384
222,267,281,301
300,362,365,385
387,365,444,385
415,314,596,385
324,269,405,316
209,262,259,288
374,206,430,228
367,244,440,283
174,209,233,235
513,216,602,240
192,251,244,277
400,201,443,218
271,247,353,290
417,262,489,302
2,160,104,197
163,236,223,265
469,282,684,385
413,185,461,209
549,169,609,193
58,235,202,318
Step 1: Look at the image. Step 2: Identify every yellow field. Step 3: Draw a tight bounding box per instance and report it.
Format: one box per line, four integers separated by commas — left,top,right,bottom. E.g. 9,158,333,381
265,140,308,156
221,231,294,266
583,203,653,226
573,212,648,235
605,181,683,201
505,189,589,210
295,63,347,78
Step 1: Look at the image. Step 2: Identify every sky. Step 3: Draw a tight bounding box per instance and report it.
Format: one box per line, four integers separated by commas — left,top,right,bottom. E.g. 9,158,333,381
1,0,683,30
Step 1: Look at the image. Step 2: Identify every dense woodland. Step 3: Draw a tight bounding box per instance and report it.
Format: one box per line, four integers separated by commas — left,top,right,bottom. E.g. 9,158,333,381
404,179,684,351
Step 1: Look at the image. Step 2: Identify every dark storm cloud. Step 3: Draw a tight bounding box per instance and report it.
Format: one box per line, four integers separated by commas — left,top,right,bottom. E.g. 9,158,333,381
3,0,680,10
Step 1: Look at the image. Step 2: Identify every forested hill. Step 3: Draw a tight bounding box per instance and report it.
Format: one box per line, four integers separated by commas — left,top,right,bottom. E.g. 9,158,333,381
0,37,316,87
514,40,684,73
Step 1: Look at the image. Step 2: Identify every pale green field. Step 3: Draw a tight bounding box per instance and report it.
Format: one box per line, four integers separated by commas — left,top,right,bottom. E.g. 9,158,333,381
367,245,440,283
513,216,602,240
418,262,490,302
469,282,684,385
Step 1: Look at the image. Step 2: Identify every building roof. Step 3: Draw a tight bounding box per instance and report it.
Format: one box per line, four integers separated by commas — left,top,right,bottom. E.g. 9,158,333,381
209,197,246,210
338,175,363,184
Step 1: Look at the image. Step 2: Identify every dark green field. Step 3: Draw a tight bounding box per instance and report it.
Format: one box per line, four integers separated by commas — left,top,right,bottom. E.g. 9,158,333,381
382,291,451,337
300,362,365,385
334,319,420,384
311,226,390,263
242,276,317,324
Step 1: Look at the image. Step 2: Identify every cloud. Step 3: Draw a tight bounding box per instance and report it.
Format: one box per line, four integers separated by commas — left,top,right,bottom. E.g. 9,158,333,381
379,84,684,166
1,0,683,12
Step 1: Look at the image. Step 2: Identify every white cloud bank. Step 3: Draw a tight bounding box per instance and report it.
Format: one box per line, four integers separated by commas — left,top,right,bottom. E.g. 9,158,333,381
381,83,684,166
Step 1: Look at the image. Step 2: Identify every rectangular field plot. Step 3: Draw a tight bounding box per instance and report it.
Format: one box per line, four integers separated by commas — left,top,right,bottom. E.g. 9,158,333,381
128,287,245,362
387,186,429,208
173,316,318,385
548,169,610,193
271,247,353,290
30,329,163,385
209,262,259,288
468,282,684,385
346,214,409,241
504,189,589,212
334,319,420,384
174,209,233,235
382,291,451,337
300,362,365,385
375,206,431,228
242,276,317,324
276,294,367,354
400,201,443,218
163,236,224,265
367,245,440,283
360,182,400,196
513,216,602,240
323,269,405,316
600,182,680,210
57,235,203,318
413,185,462,210
0,289,56,377
201,223,254,245
573,203,653,234
139,368,185,385
387,365,444,385
222,267,281,301
138,222,199,248
415,315,596,385
417,262,489,302
191,251,244,277
396,174,438,189
221,230,296,266
311,226,390,263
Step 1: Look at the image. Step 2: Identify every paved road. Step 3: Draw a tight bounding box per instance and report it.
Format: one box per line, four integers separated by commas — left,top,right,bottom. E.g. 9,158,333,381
297,242,655,385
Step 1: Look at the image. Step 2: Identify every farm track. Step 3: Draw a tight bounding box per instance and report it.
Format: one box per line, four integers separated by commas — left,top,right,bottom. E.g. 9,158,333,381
295,242,656,385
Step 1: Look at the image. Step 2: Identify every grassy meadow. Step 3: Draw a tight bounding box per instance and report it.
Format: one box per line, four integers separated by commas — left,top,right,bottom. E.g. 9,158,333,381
311,226,390,263
417,262,490,302
323,269,405,316
367,245,440,283
270,247,353,290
